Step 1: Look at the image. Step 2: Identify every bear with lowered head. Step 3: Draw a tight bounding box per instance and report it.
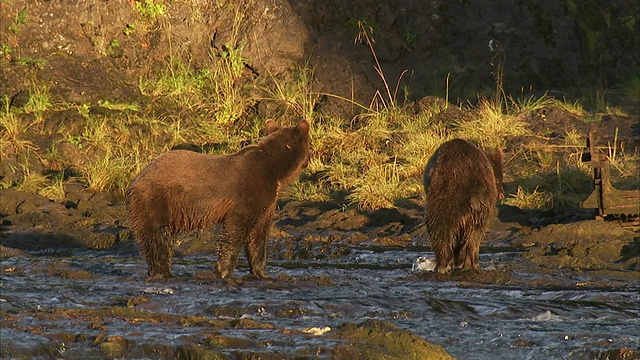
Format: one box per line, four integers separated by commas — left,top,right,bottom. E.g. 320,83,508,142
422,138,503,274
126,119,310,279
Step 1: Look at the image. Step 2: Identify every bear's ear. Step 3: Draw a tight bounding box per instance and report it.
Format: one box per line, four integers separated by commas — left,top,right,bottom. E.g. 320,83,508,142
486,148,503,165
265,119,279,135
297,119,310,134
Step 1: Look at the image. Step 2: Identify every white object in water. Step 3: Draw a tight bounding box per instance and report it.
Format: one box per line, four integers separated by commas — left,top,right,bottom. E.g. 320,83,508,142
412,256,436,272
141,287,175,295
303,326,331,336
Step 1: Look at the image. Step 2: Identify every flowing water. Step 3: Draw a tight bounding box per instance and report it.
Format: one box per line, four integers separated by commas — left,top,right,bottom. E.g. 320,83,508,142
1,243,638,359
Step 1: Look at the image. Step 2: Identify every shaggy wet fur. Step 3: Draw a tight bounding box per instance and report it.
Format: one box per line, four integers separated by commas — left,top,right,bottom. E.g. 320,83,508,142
126,120,310,279
422,139,503,274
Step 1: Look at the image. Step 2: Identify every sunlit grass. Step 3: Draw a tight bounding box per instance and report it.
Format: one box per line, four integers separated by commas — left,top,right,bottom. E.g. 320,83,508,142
282,179,331,203
259,65,319,121
455,98,527,149
79,152,135,193
395,114,451,178
0,107,38,158
23,83,52,117
514,94,556,112
2,30,637,214
503,186,552,209
18,168,49,195
139,46,255,127
98,100,140,112
139,55,208,107
40,174,66,201
346,161,404,210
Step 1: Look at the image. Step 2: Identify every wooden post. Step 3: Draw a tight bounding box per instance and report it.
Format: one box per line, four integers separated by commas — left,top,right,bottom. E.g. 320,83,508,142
580,130,640,220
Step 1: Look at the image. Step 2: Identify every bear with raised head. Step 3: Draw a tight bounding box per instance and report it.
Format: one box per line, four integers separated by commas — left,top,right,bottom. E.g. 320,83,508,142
126,119,310,279
422,138,503,274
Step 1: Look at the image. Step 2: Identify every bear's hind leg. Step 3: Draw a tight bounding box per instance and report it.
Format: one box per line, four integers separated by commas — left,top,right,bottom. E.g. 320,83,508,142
462,229,482,271
246,211,273,279
453,235,466,269
137,227,174,279
431,231,455,274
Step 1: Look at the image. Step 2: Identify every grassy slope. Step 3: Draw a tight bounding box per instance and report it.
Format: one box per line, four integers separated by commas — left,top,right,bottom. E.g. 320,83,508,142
1,35,638,212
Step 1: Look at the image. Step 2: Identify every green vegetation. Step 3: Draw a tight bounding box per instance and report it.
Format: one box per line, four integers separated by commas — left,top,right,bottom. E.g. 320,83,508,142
17,57,47,69
7,9,28,34
1,28,637,212
123,23,135,36
0,44,11,58
133,0,167,20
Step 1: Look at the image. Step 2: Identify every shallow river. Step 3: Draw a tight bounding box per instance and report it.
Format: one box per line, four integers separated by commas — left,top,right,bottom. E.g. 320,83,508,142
1,243,638,359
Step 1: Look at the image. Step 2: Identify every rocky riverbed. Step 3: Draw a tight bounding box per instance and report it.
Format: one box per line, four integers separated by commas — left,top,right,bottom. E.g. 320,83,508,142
1,187,638,359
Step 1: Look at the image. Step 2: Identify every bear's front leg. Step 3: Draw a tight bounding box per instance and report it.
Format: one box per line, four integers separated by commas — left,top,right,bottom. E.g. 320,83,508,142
216,241,242,278
217,219,245,278
246,211,273,279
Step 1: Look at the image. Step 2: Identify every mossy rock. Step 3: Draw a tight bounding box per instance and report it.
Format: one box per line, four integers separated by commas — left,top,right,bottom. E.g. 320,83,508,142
332,319,455,360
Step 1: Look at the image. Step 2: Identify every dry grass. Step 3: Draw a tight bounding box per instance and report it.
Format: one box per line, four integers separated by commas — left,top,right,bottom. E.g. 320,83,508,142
503,186,553,209
455,98,528,149
3,34,638,212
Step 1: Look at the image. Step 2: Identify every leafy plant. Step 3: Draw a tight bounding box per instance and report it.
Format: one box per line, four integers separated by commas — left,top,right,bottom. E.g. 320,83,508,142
17,58,47,70
107,39,121,57
8,9,28,33
0,44,12,60
123,23,135,36
67,135,83,149
133,0,167,20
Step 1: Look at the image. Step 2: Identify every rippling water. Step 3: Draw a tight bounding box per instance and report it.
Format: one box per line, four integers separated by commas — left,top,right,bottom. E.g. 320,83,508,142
1,245,638,359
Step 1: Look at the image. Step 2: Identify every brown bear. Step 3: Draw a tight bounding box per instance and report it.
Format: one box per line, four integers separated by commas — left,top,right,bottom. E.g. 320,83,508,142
422,138,503,274
125,119,310,279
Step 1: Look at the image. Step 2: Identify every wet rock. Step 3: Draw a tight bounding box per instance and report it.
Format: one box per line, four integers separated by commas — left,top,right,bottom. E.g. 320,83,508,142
47,266,96,280
567,347,638,360
175,345,225,360
332,319,455,360
512,338,536,348
173,231,219,257
0,186,130,252
230,318,275,330
516,221,639,270
409,268,513,285
0,245,27,257
202,333,254,350
98,336,128,358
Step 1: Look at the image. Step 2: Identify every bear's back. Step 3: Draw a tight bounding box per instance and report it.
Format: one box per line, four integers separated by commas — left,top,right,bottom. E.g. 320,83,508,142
423,139,498,208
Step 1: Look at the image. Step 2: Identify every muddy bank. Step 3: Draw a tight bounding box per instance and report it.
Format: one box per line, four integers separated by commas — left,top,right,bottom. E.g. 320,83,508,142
2,185,637,274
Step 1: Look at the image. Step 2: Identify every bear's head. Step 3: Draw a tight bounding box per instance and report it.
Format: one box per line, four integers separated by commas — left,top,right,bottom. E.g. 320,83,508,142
485,148,504,200
261,119,311,187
